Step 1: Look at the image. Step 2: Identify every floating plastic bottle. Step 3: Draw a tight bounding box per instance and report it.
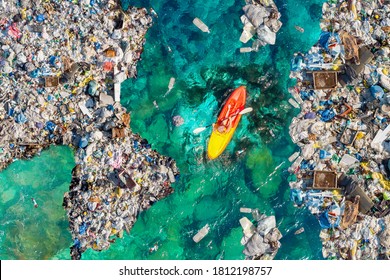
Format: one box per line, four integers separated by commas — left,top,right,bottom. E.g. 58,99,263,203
288,151,300,162
239,47,253,53
164,77,175,96
193,224,210,243
288,98,300,108
193,17,210,33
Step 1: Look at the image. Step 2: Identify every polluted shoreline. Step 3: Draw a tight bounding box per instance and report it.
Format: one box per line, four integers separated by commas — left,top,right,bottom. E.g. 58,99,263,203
288,0,390,259
0,0,179,259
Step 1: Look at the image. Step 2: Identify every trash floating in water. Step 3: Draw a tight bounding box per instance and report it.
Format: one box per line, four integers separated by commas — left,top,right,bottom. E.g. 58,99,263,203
294,25,304,33
193,224,210,243
240,47,253,53
240,207,253,213
193,17,210,33
240,208,282,260
288,0,390,260
31,198,38,208
164,77,176,97
240,0,282,50
294,227,304,235
288,98,300,109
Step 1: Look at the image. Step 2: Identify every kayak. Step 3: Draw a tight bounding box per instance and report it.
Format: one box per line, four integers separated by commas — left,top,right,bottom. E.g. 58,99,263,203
207,86,246,159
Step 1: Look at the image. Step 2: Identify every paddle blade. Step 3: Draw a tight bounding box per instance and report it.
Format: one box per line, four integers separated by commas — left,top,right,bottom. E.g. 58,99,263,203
193,127,207,134
239,107,253,115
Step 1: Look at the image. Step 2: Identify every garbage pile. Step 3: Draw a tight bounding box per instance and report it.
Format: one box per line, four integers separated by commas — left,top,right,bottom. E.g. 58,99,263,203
239,0,282,53
320,214,384,259
239,208,282,260
0,0,179,259
288,0,390,259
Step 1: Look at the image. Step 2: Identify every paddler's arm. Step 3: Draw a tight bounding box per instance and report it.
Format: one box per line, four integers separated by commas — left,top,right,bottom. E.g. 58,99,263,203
225,104,232,119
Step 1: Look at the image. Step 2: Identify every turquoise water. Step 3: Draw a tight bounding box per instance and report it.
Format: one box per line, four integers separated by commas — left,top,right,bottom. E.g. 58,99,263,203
1,0,325,259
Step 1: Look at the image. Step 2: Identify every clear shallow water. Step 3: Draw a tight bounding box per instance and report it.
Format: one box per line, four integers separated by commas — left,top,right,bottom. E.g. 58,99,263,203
0,146,74,259
1,0,324,259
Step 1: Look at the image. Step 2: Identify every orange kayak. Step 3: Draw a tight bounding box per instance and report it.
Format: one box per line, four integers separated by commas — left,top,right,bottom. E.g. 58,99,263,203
207,86,246,159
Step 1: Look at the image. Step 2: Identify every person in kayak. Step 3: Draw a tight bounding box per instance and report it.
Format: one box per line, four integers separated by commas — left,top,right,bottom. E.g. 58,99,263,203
213,104,235,133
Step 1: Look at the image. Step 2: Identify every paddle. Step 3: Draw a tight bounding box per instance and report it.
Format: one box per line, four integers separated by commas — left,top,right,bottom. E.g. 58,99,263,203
193,107,253,134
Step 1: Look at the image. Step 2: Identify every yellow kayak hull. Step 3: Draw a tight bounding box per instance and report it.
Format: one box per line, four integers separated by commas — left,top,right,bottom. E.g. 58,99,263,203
207,121,241,160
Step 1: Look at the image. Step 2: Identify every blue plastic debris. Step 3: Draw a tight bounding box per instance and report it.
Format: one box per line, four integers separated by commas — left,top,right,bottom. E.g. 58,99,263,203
370,85,384,99
15,112,27,123
319,100,333,106
291,54,305,72
300,90,316,100
318,109,335,122
79,223,87,235
94,42,101,50
49,56,61,68
73,238,81,249
45,121,56,132
85,98,94,108
79,137,89,148
290,189,304,206
300,160,315,170
87,80,98,96
319,150,332,159
145,155,153,162
29,68,41,78
318,211,341,229
306,52,324,70
36,14,45,23
318,31,341,51
7,107,14,117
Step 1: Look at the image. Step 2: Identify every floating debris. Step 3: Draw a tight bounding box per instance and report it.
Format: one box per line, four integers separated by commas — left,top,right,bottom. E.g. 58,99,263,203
193,224,210,243
240,47,253,53
294,25,304,33
294,227,305,235
164,77,176,96
240,209,282,260
240,0,282,50
31,198,38,208
288,0,390,260
240,207,253,213
193,17,210,33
